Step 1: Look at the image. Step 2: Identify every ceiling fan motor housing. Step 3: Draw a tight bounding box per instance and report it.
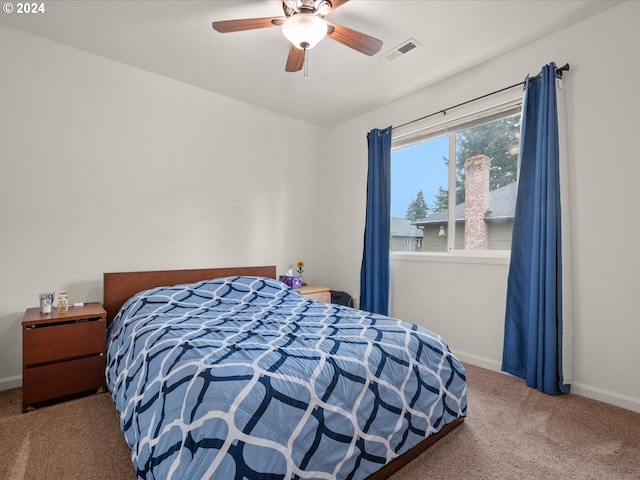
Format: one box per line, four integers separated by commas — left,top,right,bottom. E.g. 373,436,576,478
283,1,333,18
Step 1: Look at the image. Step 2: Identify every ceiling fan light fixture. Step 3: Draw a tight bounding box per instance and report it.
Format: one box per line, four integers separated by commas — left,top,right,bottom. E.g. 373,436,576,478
282,12,327,50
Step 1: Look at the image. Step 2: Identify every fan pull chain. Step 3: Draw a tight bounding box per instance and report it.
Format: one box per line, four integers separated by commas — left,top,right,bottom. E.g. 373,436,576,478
304,49,309,77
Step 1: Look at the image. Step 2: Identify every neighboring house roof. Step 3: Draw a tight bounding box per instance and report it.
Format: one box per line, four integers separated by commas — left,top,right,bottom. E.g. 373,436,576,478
412,181,518,226
391,217,423,237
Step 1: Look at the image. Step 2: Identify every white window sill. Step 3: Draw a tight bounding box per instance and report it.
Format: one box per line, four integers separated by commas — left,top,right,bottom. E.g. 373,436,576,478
390,250,511,266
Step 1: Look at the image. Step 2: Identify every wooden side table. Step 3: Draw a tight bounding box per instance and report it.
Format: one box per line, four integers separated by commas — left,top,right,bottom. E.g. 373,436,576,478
297,285,331,303
22,302,107,412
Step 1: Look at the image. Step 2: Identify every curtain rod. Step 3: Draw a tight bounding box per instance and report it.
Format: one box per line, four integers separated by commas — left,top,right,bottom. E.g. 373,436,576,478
393,63,570,130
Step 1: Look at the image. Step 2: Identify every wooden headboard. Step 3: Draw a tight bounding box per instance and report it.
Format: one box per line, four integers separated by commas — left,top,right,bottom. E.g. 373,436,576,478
103,265,276,324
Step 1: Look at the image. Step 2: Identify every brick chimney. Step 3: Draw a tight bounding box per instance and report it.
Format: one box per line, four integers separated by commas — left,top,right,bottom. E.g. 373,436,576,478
464,155,490,249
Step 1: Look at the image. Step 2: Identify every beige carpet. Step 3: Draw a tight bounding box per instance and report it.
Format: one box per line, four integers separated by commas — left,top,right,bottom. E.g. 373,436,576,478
1,364,638,479
0,389,135,480
391,365,640,480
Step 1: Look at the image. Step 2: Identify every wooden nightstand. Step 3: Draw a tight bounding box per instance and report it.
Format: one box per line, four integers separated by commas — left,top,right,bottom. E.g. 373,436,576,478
297,285,331,303
22,302,107,412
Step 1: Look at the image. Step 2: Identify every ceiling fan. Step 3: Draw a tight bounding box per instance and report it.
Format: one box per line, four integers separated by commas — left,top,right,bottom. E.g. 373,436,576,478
212,0,383,72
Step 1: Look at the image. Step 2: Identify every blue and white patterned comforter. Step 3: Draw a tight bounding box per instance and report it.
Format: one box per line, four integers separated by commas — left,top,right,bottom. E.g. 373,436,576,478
107,276,467,480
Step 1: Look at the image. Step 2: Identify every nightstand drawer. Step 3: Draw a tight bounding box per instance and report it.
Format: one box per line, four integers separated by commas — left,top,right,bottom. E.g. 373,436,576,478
303,291,330,302
297,285,331,303
22,354,105,406
23,317,105,365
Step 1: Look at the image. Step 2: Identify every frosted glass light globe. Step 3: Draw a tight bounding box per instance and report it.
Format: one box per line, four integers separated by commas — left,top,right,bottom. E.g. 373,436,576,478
282,13,327,50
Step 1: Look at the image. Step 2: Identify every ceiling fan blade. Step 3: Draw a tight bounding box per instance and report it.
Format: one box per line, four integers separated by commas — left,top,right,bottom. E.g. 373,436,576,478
212,17,284,33
328,0,350,12
285,45,305,72
326,21,383,56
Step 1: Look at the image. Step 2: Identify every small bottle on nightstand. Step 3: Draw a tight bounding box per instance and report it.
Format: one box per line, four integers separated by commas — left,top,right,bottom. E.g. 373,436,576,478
58,292,68,313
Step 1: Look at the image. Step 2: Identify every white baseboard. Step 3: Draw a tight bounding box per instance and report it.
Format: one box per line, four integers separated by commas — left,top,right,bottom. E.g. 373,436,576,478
452,350,502,372
453,349,640,414
0,375,22,391
570,382,640,414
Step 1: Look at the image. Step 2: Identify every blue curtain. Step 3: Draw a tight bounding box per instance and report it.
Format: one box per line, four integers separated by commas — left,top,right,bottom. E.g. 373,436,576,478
502,63,570,395
360,126,392,315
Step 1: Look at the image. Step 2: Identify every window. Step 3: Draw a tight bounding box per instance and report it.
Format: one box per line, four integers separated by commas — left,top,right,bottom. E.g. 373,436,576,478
391,106,521,253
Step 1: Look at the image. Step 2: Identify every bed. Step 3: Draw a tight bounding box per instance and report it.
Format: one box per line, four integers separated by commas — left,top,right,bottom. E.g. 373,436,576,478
104,266,467,480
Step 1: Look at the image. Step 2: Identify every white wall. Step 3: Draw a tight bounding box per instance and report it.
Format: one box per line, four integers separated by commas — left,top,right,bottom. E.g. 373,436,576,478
0,25,324,387
318,1,640,412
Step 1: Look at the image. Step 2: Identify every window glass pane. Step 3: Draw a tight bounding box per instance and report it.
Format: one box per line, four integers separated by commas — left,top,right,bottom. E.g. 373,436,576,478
391,136,448,252
391,112,521,253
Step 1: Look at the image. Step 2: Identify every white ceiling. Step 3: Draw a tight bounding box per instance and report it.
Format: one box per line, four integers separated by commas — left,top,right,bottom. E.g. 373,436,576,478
0,0,623,127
